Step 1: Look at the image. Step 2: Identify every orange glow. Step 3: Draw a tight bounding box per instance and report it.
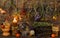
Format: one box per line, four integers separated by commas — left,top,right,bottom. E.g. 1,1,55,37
0,8,6,14
0,8,2,11
19,16,22,21
51,34,56,38
1,10,6,14
16,33,20,37
53,16,57,20
13,17,18,23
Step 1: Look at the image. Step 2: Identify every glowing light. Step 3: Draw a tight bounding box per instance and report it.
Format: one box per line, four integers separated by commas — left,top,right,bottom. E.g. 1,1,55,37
1,10,6,14
16,33,20,38
53,16,57,20
13,17,18,23
0,8,2,11
51,34,56,38
0,8,6,14
19,16,22,21
30,30,35,36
